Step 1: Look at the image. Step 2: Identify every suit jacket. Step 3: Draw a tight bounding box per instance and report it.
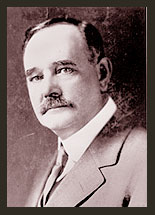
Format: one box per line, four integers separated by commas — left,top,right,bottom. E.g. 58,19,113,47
25,126,147,207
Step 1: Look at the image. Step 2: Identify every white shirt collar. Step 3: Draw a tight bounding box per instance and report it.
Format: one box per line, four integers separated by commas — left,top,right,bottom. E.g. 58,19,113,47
58,96,117,163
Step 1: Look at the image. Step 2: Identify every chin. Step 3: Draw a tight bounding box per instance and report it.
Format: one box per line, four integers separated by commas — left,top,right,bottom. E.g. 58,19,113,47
37,111,76,133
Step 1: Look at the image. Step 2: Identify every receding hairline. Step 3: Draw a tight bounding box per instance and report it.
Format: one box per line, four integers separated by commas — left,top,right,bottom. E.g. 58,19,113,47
23,20,87,51
26,22,85,43
24,22,90,54
23,17,105,64
23,22,94,64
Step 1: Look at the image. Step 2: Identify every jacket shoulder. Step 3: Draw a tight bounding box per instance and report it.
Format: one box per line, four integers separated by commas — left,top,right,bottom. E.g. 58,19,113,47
90,126,147,168
124,127,147,156
120,127,147,170
127,127,146,142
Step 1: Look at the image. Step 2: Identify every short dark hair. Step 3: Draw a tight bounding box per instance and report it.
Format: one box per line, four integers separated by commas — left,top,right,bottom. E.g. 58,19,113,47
23,16,105,64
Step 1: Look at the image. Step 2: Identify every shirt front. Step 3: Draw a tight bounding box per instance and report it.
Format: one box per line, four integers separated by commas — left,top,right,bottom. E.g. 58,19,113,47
56,96,117,181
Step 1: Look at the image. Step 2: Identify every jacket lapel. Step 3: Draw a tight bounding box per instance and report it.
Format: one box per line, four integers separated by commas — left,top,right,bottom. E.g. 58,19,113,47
45,146,105,207
28,127,131,207
45,128,131,207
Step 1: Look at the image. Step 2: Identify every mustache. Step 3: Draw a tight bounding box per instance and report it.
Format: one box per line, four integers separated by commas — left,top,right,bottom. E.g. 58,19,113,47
40,97,73,115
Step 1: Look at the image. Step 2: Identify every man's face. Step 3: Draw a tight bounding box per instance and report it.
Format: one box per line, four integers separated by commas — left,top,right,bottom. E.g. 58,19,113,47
23,24,103,139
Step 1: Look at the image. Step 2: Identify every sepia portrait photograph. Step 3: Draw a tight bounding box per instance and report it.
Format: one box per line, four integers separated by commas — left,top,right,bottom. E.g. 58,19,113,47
7,7,147,207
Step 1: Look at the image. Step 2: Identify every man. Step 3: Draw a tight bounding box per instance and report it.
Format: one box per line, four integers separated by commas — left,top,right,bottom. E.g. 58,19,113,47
23,17,147,207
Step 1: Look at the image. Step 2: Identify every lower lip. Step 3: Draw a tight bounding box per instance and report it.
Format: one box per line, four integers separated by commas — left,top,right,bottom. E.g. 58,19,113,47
44,106,68,114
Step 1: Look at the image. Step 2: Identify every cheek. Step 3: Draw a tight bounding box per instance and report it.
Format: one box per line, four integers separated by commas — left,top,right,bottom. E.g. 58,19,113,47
27,86,42,109
62,78,94,104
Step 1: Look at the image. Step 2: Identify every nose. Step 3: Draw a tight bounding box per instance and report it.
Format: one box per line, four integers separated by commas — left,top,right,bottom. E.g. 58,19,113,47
42,71,62,98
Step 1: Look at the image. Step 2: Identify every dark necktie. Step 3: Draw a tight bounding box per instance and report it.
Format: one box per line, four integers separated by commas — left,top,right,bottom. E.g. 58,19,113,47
39,145,68,206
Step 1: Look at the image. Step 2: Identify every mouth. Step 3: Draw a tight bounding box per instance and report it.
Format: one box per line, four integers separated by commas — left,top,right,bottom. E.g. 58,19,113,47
42,105,68,115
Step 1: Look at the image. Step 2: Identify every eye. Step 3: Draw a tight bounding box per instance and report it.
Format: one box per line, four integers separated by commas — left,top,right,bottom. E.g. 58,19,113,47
30,75,44,82
56,67,75,75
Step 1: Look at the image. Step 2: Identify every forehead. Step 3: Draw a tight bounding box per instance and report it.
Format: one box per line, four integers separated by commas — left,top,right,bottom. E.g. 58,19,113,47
29,23,83,44
23,24,87,69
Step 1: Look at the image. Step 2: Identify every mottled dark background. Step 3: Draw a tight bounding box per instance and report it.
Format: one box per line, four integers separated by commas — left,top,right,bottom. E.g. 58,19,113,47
7,7,146,207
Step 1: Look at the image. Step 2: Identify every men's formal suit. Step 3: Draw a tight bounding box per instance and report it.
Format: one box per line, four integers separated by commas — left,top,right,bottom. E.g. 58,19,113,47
25,126,147,207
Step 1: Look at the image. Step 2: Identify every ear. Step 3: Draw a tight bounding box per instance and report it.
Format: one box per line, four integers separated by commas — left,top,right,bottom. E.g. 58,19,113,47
96,57,112,92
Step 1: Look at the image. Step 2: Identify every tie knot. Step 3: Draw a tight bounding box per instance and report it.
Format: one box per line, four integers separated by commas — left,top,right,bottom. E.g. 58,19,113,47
56,145,68,167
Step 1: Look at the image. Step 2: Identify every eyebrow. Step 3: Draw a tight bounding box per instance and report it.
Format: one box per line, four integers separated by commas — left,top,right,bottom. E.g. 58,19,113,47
53,60,77,67
25,60,77,77
25,67,39,77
